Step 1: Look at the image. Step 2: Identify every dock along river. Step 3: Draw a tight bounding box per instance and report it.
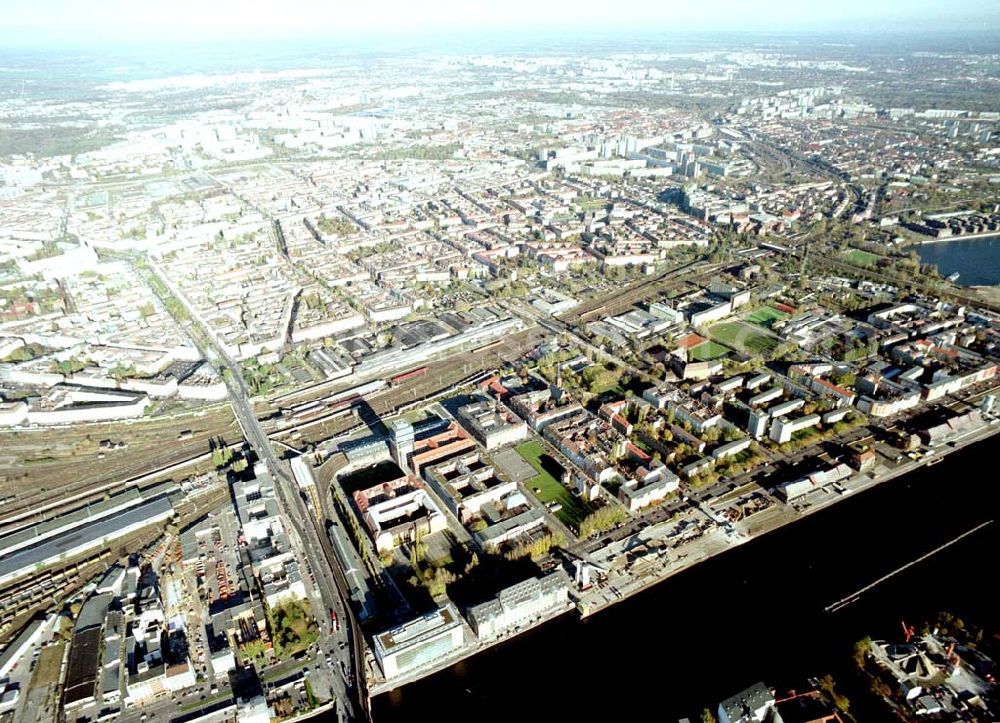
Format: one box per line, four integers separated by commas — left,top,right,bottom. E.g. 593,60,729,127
371,439,998,721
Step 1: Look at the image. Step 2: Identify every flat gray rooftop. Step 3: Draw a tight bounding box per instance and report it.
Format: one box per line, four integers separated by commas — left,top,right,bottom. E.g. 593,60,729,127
0,496,173,583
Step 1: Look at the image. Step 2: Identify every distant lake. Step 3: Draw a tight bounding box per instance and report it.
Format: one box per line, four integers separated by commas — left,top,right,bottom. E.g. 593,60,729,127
916,234,1000,286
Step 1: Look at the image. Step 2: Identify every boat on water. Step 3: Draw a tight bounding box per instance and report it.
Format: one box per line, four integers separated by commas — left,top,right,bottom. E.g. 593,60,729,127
946,272,961,282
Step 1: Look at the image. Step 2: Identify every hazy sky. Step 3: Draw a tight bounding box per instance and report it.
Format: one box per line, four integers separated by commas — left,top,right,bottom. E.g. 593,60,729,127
4,0,999,46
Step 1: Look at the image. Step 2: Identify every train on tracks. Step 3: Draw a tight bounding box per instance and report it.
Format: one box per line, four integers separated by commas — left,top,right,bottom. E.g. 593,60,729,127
281,379,388,422
278,366,434,425
388,366,428,385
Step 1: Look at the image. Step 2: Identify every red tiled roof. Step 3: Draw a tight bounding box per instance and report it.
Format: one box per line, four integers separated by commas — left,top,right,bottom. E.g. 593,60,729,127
626,442,651,461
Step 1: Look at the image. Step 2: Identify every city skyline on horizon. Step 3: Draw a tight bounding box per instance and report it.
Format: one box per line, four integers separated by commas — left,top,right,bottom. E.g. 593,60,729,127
4,0,1000,48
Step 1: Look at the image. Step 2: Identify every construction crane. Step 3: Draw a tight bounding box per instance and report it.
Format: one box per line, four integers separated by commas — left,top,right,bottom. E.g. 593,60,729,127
551,548,608,590
572,559,608,590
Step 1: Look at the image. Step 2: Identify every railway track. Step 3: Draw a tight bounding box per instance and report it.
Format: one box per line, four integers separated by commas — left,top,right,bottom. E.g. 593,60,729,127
0,438,234,530
561,259,722,324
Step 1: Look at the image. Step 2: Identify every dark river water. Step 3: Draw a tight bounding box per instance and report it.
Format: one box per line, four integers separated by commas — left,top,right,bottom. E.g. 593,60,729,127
917,234,1000,287
369,439,998,722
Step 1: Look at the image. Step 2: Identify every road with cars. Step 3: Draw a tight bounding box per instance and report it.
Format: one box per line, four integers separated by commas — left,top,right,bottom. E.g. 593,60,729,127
158,264,371,722
217,347,367,721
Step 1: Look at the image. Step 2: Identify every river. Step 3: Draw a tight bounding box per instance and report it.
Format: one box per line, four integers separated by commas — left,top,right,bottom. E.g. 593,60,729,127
370,440,998,722
917,234,1000,286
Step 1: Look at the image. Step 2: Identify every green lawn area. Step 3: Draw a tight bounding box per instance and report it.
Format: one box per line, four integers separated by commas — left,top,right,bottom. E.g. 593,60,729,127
268,599,320,659
688,340,731,361
746,305,789,328
577,196,609,212
588,378,622,395
708,321,779,356
579,363,624,395
515,440,590,531
843,249,882,266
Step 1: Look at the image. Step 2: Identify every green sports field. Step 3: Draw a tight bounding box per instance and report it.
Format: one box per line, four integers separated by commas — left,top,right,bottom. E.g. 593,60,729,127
688,340,731,361
515,440,590,530
746,305,789,328
843,249,882,266
708,321,780,356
